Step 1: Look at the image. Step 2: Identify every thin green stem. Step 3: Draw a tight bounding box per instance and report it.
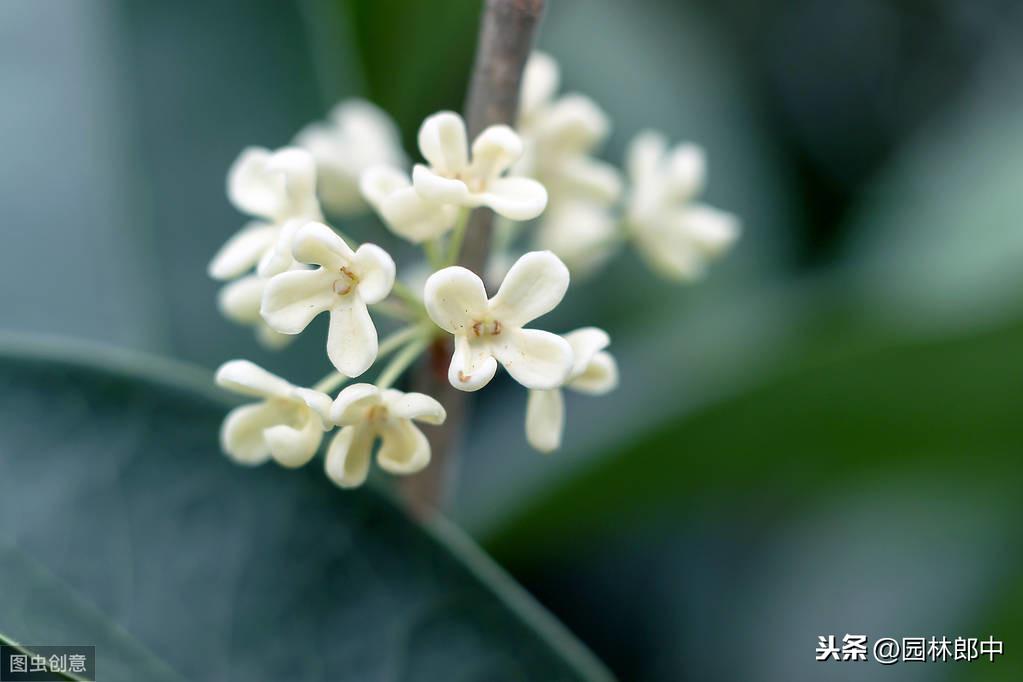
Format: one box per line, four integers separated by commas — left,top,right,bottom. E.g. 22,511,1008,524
375,338,429,390
313,324,427,393
424,238,445,270
445,207,472,265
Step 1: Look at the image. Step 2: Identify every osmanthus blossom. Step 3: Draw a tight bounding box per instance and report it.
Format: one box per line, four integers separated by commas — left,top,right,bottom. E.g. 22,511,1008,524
625,131,739,281
208,147,323,282
320,384,446,488
412,112,548,221
262,222,395,377
516,51,621,207
526,327,618,453
215,360,332,467
424,250,573,392
360,165,458,243
295,99,407,216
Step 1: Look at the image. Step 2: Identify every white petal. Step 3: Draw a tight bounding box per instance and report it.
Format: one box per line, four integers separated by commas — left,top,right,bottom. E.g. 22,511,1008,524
291,387,334,425
412,164,471,205
215,360,293,398
382,187,458,242
326,298,377,377
664,143,706,203
217,275,264,324
361,166,457,242
448,335,498,392
360,165,410,207
519,51,560,121
633,227,704,281
555,156,622,205
568,350,618,395
351,243,396,304
264,409,325,468
488,250,569,327
382,389,446,425
468,125,522,181
256,219,303,278
534,201,618,276
536,94,609,155
376,420,431,475
265,146,321,220
330,383,380,425
227,147,283,220
417,111,468,174
220,403,278,464
424,266,489,334
208,222,278,280
492,328,573,390
324,425,375,488
625,130,667,186
563,327,610,378
260,268,335,334
291,221,355,270
681,204,740,257
477,177,548,220
525,388,564,453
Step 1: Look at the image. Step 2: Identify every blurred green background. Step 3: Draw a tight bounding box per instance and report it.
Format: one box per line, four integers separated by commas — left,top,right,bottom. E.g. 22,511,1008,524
2,0,1023,680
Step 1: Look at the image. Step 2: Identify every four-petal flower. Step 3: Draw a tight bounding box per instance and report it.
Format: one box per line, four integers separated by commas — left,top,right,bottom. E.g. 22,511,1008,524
424,250,573,392
323,384,446,488
525,327,618,453
209,147,322,281
360,165,458,243
295,99,406,215
625,131,739,281
261,222,395,377
412,112,547,221
215,360,332,467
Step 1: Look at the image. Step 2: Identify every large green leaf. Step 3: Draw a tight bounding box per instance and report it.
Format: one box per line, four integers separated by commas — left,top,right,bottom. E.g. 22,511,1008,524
0,544,184,681
0,335,611,682
482,316,1023,558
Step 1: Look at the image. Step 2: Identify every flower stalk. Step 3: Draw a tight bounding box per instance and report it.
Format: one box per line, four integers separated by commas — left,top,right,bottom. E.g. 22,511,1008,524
398,0,547,516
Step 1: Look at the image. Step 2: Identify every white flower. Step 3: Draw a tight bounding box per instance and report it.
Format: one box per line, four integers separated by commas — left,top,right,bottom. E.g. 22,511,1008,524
526,327,618,453
209,146,322,281
261,222,395,377
295,99,406,215
217,275,294,349
424,250,573,392
323,384,446,488
515,52,622,271
360,165,458,243
625,131,739,281
516,51,621,206
534,200,618,276
215,360,332,467
412,111,547,221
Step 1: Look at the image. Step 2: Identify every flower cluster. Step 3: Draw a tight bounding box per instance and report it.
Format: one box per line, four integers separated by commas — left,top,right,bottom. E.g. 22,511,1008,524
210,52,739,490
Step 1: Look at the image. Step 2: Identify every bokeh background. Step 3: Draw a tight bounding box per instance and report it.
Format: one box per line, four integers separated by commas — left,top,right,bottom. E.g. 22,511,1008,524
3,0,1023,680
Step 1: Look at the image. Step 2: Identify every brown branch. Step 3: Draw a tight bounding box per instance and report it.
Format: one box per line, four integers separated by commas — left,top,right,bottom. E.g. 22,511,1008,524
398,0,545,517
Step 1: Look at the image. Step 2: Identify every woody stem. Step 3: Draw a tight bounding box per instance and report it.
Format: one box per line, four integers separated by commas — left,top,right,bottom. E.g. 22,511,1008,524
398,0,546,517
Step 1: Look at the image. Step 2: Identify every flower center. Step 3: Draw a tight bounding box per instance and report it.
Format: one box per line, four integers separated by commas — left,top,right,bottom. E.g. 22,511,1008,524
471,319,502,337
332,266,359,296
366,404,388,422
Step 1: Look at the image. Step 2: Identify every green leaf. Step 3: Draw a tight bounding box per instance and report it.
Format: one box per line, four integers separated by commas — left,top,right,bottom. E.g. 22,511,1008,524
481,315,1023,559
0,334,612,682
0,544,184,681
331,0,481,150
